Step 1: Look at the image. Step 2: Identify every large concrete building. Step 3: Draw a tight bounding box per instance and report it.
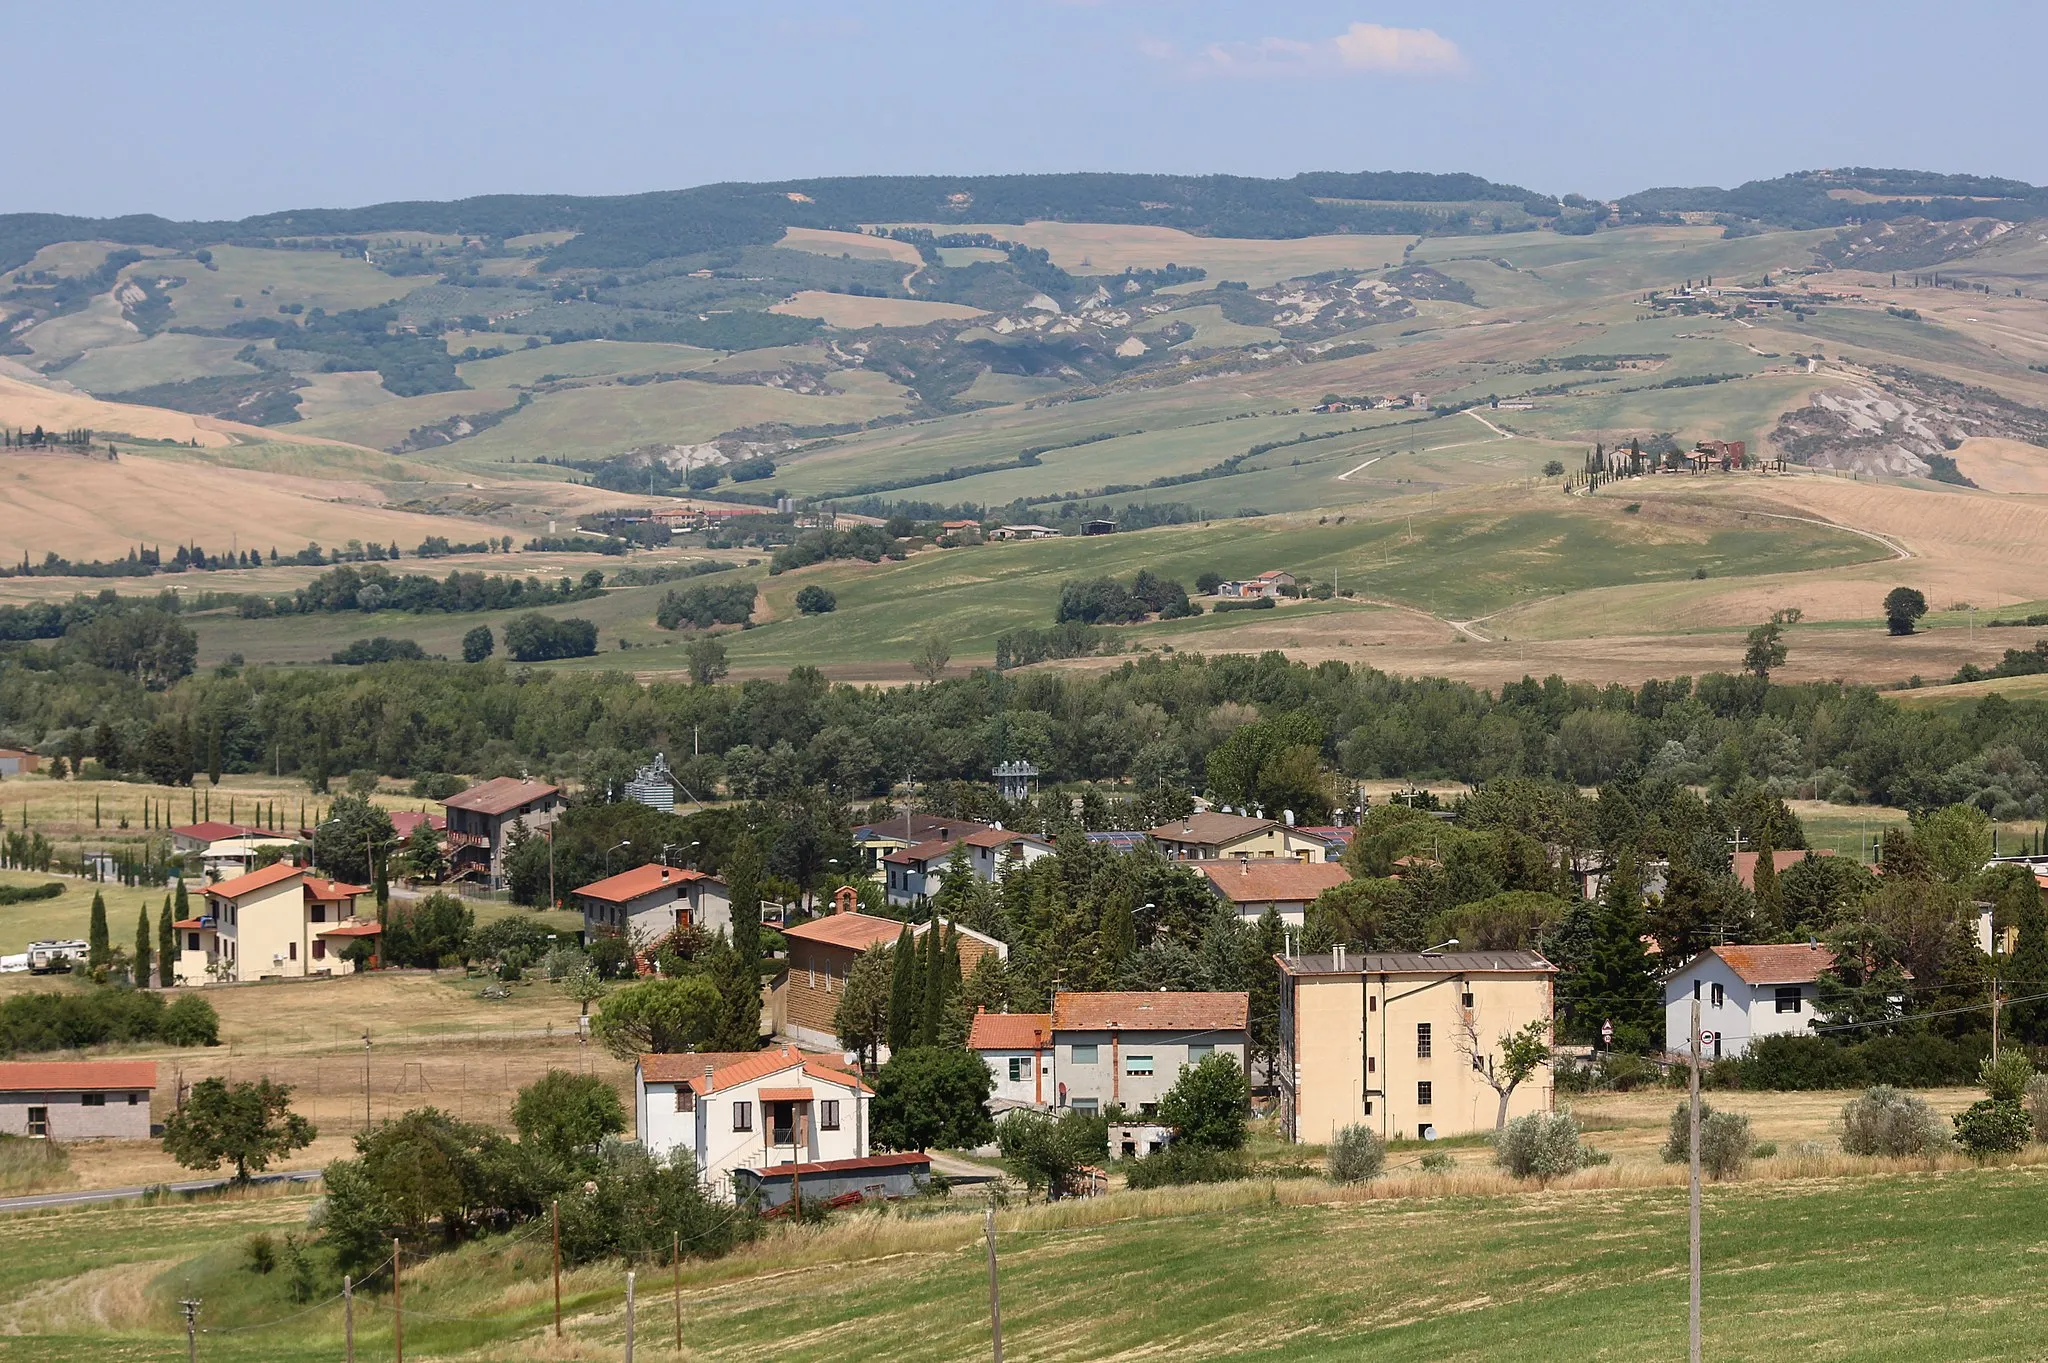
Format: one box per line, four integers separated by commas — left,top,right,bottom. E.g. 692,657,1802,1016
1277,949,1556,1142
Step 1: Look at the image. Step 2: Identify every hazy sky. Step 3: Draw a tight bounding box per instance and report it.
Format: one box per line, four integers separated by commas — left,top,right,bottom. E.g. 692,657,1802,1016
13,1,2045,220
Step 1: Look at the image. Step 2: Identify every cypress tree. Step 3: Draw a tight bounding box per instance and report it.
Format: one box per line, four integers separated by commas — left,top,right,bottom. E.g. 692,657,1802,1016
711,834,765,1051
1750,825,1784,938
94,795,100,828
917,921,948,1046
2006,879,2048,1044
158,894,176,986
134,908,153,988
87,891,110,970
207,723,220,787
886,923,920,1053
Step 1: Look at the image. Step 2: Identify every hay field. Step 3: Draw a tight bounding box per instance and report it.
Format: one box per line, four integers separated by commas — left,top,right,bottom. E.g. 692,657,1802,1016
0,449,516,562
293,386,525,452
288,370,399,421
0,373,260,448
455,339,719,388
889,221,1414,286
15,293,138,367
769,291,987,327
778,226,924,265
1949,435,2048,493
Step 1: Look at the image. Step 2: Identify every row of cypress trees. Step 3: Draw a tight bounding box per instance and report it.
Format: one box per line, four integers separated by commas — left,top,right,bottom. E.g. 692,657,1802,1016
885,918,961,1053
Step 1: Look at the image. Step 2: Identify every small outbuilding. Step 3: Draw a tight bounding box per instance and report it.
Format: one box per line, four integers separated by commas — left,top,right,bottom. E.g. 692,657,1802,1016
0,1060,157,1140
731,1152,932,1209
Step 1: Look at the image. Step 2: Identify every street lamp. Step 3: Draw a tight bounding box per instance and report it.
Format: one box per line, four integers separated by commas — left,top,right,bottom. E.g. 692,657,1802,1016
604,840,631,875
311,817,342,874
1421,938,1460,955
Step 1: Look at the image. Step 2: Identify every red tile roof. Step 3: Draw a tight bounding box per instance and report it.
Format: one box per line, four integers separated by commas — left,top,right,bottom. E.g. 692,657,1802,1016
1707,944,1836,986
1732,849,1834,891
637,1046,871,1095
738,1152,930,1180
0,1060,157,1093
1051,991,1249,1032
574,863,716,904
204,863,305,900
852,814,992,844
967,1011,1052,1051
305,879,368,901
444,777,560,816
173,918,209,931
316,921,383,937
388,811,446,838
759,1086,815,1103
782,911,910,952
1197,860,1351,904
172,821,286,843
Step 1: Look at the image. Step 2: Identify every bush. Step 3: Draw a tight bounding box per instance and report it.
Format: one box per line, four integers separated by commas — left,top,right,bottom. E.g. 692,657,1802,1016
160,994,220,1047
996,1108,1106,1199
1731,1033,1987,1092
1840,1085,1950,1157
0,882,64,906
1660,1102,1752,1179
793,585,837,615
244,1231,277,1275
1750,1141,1778,1160
332,637,427,665
1418,1150,1455,1173
871,1046,994,1152
0,988,216,1055
656,582,756,630
1980,1049,2036,1103
1156,1052,1249,1151
1122,1143,1252,1189
1952,1099,2032,1157
1327,1124,1386,1183
1495,1111,1584,1182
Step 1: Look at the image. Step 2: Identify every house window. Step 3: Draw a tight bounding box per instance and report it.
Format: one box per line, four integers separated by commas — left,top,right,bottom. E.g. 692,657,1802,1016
1071,1044,1098,1065
1416,1023,1432,1058
673,1088,694,1113
1693,979,1702,1000
732,1101,753,1132
1775,986,1802,1014
311,905,326,923
1461,992,1474,1010
81,1093,106,1107
1187,1043,1214,1063
187,933,200,952
1417,1081,1433,1106
26,1107,47,1137
1070,1098,1099,1116
288,941,297,961
1367,1056,1376,1073
313,940,327,961
1008,1057,1031,1082
129,1093,141,1105
1126,1055,1154,1077
820,1100,841,1131
1368,995,1377,1012
1711,983,1725,1008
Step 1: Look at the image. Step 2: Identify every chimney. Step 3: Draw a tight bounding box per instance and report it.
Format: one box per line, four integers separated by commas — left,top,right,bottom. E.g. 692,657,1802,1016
661,866,670,881
1283,808,1295,827
1334,944,1347,971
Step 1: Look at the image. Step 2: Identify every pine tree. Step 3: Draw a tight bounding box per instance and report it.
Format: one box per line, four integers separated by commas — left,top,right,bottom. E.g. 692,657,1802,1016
1565,853,1661,1045
158,894,176,987
134,908,153,988
87,891,110,971
886,923,920,1053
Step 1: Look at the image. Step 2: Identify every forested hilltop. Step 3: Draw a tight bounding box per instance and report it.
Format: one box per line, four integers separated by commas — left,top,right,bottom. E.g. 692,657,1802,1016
10,166,2047,275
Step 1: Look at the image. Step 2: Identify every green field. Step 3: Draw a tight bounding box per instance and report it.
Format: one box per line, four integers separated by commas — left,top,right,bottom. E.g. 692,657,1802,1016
3,1165,2045,1360
55,333,263,393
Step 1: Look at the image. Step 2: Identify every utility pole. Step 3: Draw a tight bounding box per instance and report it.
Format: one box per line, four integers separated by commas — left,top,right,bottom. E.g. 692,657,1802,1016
985,1197,1004,1363
1991,975,2003,1060
624,1270,636,1363
1688,998,1703,1363
343,1275,355,1363
393,1239,404,1363
673,1231,682,1354
552,1200,562,1337
179,1297,200,1363
363,1031,373,1130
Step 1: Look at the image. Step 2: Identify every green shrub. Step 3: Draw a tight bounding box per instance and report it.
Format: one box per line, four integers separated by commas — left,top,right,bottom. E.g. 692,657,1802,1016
1419,1150,1455,1173
1123,1143,1252,1189
160,994,220,1047
1952,1099,2032,1157
996,1108,1106,1199
1980,1049,2036,1103
1840,1085,1949,1157
1327,1124,1386,1183
0,882,64,906
1661,1102,1753,1179
1750,1141,1778,1159
1495,1112,1583,1182
244,1231,277,1275
1156,1053,1249,1151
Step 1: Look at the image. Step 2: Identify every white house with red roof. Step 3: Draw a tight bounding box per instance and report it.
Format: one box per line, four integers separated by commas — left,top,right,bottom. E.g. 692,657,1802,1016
882,826,1054,907
1662,944,1835,1059
183,863,377,983
967,1010,1053,1107
634,1045,873,1197
573,863,730,946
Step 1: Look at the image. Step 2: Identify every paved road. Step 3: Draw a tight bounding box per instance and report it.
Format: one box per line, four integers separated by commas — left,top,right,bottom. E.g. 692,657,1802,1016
0,1168,323,1214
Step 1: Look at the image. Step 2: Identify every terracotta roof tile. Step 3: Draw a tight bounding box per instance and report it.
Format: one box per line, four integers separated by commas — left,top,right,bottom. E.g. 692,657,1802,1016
967,1011,1052,1051
1707,944,1836,986
171,822,286,843
637,1046,873,1096
1148,812,1275,845
0,1060,157,1092
1051,991,1248,1032
573,863,716,904
1197,859,1351,903
782,911,910,951
203,863,305,900
1731,849,1834,891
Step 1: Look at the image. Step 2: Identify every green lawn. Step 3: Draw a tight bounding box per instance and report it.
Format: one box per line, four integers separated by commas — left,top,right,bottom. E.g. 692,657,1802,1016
3,1166,2045,1360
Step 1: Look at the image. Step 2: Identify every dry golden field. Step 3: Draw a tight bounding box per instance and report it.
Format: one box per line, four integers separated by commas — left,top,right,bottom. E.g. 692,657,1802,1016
769,292,988,327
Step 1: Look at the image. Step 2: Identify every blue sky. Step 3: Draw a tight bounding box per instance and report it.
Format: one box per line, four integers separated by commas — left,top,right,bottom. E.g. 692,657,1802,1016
13,1,2045,219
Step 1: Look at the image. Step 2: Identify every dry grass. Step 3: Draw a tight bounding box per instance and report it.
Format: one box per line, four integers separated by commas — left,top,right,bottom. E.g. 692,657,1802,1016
777,228,924,266
1949,435,2048,494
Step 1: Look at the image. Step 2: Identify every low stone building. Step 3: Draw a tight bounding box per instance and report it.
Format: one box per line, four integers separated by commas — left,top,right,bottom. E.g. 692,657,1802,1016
0,1060,157,1140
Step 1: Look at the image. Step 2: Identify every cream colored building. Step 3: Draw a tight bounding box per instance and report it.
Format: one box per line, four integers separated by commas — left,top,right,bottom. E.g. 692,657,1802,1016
1277,949,1556,1142
1148,812,1334,863
196,863,375,982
